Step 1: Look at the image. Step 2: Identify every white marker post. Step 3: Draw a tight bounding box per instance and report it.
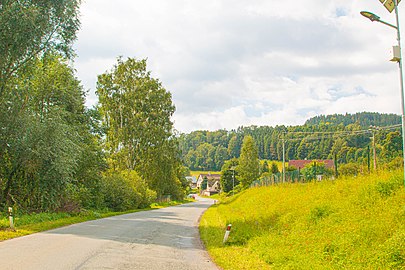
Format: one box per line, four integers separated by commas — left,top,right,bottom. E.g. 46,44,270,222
8,207,14,230
223,224,232,244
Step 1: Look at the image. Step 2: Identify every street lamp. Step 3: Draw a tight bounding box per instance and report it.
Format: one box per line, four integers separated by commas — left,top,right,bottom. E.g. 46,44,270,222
360,11,397,28
360,1,405,188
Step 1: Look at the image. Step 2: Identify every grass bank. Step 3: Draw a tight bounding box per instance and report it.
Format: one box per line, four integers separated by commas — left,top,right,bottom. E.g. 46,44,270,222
0,200,189,241
200,171,405,269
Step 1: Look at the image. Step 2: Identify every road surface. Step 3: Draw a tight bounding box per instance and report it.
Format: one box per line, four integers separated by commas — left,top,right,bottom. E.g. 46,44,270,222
0,197,219,270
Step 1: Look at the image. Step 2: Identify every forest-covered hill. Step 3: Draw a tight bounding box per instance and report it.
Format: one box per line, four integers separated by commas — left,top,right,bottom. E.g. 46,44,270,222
305,112,400,127
178,112,402,171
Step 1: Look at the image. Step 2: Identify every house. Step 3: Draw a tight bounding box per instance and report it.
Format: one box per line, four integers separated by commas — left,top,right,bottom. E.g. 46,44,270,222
289,160,335,170
289,160,335,181
196,173,221,196
185,176,197,189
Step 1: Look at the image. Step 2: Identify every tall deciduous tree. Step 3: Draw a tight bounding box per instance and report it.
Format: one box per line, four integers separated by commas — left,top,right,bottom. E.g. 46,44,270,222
0,0,81,95
0,54,98,210
238,136,260,187
97,57,175,170
97,57,184,199
0,0,83,211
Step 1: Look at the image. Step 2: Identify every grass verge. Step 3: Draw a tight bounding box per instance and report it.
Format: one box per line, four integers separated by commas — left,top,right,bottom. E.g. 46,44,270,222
0,200,191,241
200,171,405,269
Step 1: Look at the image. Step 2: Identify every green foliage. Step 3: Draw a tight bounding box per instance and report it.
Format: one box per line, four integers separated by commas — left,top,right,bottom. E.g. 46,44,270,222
301,161,334,181
201,176,208,190
238,136,260,187
101,173,140,212
178,113,402,173
100,171,156,212
261,160,269,173
0,0,81,93
139,140,185,200
305,112,400,128
308,204,333,224
338,162,362,176
382,230,405,268
200,171,405,269
97,57,185,200
381,131,402,161
97,57,175,170
0,54,103,211
227,135,240,158
375,175,402,198
0,0,109,213
270,162,280,174
0,1,186,214
220,159,240,193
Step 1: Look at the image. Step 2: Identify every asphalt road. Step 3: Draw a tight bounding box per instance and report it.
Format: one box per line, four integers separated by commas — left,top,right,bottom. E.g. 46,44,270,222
0,197,219,270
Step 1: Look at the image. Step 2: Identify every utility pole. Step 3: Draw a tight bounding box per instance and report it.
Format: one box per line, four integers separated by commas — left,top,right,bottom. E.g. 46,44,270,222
282,132,285,183
367,145,371,173
369,126,378,171
372,130,377,171
232,168,235,196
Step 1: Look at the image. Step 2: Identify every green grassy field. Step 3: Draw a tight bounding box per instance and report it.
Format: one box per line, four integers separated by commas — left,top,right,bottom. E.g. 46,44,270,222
0,200,190,241
200,171,405,269
190,171,221,177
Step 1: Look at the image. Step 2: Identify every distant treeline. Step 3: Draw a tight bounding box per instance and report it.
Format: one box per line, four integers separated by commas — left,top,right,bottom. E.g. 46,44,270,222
178,112,402,171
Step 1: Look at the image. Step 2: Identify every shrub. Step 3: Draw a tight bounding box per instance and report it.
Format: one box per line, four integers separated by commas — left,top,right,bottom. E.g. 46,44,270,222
101,173,141,211
338,162,361,176
121,170,157,208
100,170,158,211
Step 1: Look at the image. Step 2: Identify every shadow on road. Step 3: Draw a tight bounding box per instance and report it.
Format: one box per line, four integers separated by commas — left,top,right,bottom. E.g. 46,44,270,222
45,199,215,251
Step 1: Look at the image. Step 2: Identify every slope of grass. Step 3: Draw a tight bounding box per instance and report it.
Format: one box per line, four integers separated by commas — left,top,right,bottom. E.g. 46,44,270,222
200,171,405,269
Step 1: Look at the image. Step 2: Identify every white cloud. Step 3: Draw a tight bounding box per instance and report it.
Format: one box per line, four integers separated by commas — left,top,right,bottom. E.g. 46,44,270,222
74,0,405,133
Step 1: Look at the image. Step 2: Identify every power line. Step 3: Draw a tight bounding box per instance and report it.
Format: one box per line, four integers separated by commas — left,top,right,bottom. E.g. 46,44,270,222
280,124,402,142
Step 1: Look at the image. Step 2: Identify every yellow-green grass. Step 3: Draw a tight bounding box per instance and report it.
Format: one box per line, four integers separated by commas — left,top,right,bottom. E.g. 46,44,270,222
190,171,221,177
0,200,191,241
200,171,405,269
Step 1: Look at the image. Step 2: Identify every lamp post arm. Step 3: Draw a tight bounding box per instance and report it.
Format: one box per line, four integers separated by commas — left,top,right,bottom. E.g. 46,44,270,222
377,19,398,29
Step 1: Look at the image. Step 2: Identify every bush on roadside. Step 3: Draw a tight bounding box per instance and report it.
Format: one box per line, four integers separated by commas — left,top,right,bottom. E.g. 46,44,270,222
338,162,361,176
101,170,157,211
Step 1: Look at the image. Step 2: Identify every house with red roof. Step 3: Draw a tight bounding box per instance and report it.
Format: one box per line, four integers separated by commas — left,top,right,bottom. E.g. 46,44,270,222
289,160,335,170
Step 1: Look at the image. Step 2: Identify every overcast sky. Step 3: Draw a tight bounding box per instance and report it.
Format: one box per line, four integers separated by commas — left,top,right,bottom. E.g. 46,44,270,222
74,0,405,133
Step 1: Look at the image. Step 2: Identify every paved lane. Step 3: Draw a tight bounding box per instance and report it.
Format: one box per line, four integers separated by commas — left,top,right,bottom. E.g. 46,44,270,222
0,197,218,270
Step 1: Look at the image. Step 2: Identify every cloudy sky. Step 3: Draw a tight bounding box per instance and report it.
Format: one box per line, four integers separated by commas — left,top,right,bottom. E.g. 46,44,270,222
74,0,404,133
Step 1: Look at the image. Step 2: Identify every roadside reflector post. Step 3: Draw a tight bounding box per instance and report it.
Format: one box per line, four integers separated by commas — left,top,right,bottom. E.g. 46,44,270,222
8,207,15,230
223,224,232,244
